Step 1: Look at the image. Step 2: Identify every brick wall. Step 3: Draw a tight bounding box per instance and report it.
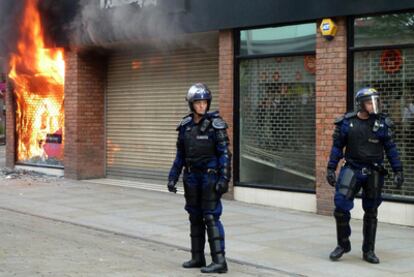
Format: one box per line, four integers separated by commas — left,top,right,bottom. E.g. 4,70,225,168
315,18,348,215
5,82,16,168
64,49,106,179
219,30,234,199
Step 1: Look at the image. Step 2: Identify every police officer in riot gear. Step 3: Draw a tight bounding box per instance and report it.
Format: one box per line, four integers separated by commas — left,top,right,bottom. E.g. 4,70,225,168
327,87,404,264
167,83,231,274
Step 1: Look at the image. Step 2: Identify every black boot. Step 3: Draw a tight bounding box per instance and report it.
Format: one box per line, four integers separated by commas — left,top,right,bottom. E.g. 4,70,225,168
363,251,379,264
330,210,351,261
362,208,380,264
201,214,227,274
183,215,206,268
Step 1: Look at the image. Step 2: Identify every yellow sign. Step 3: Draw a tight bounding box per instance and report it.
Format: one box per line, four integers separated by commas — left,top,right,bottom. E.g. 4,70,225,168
320,18,337,40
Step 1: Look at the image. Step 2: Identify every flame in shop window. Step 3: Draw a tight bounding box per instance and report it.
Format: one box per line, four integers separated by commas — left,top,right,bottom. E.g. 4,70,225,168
8,0,65,164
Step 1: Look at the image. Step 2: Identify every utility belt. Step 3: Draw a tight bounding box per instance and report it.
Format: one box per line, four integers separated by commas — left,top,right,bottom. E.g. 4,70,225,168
345,159,388,176
339,160,385,200
185,166,217,174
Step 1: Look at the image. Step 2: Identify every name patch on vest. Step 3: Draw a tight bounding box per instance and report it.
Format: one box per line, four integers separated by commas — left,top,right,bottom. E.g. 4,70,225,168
368,138,379,144
196,135,209,140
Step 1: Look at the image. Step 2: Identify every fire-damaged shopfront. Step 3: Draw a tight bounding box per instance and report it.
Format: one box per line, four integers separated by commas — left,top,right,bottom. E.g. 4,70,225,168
2,0,414,226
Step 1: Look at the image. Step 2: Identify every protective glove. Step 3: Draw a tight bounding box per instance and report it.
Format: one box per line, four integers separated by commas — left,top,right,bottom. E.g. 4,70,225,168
326,168,336,187
167,180,177,193
215,179,229,194
393,171,404,189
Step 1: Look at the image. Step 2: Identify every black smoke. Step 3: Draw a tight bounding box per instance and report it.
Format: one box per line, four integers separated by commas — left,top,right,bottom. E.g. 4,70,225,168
0,0,26,69
67,0,185,47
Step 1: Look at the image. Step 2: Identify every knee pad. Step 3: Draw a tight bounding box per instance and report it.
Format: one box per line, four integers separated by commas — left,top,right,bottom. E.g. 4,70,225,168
334,209,350,223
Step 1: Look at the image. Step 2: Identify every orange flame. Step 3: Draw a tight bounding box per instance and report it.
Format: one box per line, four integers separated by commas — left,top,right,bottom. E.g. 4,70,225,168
8,0,65,164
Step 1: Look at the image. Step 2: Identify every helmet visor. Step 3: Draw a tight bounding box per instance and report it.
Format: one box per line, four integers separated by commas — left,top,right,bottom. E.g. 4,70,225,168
363,95,381,114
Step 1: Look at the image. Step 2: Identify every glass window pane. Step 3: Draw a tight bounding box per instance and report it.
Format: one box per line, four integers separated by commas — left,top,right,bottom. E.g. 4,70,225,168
354,13,414,48
240,23,316,56
354,48,414,200
239,55,316,190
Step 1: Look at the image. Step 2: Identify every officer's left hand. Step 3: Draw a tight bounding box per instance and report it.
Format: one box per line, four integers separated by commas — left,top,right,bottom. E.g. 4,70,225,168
393,171,404,189
167,180,177,193
215,179,229,194
326,168,336,187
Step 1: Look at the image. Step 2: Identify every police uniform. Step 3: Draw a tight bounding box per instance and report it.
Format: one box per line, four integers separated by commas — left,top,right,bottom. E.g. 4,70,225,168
327,88,403,264
168,84,231,274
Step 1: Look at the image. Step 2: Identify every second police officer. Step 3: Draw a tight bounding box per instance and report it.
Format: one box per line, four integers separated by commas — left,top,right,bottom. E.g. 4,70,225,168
326,87,404,264
167,83,231,274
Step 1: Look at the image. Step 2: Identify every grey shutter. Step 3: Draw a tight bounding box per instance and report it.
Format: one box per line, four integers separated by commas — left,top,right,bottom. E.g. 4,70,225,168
106,45,219,181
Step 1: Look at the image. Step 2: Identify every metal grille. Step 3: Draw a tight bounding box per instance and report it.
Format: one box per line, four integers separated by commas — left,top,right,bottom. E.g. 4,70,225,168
354,48,414,199
15,96,64,168
106,43,218,181
239,55,316,189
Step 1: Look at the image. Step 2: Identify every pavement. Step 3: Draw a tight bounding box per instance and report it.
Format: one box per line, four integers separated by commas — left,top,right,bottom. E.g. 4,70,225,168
0,145,413,276
0,209,279,277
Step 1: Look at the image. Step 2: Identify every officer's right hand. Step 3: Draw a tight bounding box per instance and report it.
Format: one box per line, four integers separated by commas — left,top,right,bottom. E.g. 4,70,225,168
215,179,229,194
393,171,404,189
167,180,177,193
326,168,336,187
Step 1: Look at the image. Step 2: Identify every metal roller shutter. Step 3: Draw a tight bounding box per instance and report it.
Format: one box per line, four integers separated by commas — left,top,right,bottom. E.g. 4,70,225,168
106,42,219,181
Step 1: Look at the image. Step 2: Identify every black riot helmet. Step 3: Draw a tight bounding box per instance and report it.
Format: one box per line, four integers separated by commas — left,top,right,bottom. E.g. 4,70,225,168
186,83,212,113
355,87,381,115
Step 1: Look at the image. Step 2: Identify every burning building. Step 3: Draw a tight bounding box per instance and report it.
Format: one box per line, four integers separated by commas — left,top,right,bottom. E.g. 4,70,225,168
3,0,414,227
8,0,64,168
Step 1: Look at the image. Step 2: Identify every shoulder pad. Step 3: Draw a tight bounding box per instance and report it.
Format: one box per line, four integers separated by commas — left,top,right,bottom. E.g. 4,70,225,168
212,117,228,129
334,115,345,124
176,115,192,130
344,111,357,119
384,116,394,128
207,111,220,118
335,112,356,125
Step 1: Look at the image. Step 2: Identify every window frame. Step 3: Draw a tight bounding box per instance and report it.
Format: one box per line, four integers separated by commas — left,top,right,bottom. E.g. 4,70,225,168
234,20,317,194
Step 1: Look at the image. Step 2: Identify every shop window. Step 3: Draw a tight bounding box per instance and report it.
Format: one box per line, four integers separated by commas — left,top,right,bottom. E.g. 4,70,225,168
239,55,316,190
354,13,414,48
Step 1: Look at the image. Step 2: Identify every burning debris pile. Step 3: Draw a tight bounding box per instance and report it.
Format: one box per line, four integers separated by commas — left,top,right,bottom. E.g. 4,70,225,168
8,0,65,167
0,167,62,182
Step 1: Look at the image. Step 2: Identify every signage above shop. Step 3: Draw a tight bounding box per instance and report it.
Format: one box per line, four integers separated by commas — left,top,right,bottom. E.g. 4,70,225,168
101,0,158,9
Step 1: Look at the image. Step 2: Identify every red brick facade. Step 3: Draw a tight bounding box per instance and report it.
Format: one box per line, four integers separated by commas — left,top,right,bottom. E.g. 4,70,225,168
64,49,106,179
219,30,235,199
315,18,348,215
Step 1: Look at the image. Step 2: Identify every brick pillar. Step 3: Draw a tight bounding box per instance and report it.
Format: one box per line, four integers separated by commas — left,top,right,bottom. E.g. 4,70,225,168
64,49,106,179
5,83,16,168
219,30,234,199
315,18,348,215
